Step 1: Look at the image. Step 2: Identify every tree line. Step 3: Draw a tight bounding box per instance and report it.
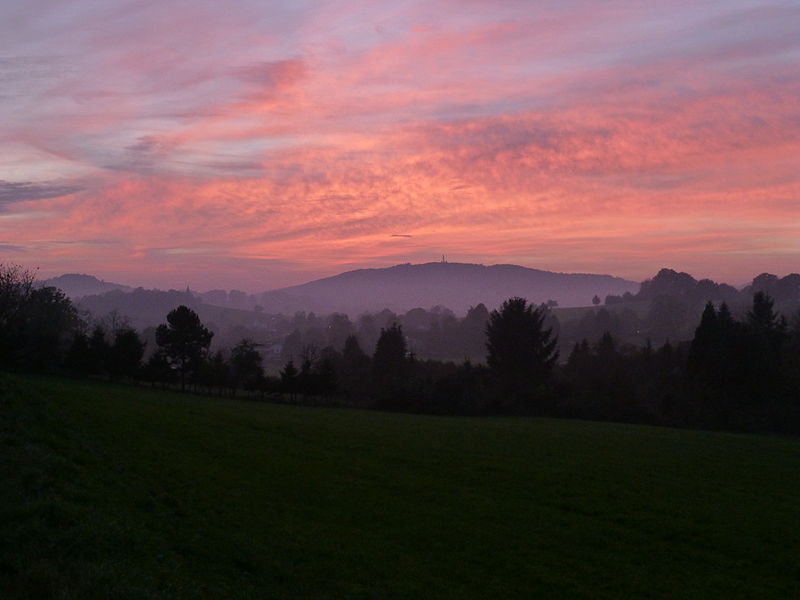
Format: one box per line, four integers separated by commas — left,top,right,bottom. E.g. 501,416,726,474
1,263,799,433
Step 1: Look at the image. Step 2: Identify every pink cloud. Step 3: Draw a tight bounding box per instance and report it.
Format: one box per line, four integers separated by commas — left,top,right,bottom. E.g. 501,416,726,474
1,1,799,289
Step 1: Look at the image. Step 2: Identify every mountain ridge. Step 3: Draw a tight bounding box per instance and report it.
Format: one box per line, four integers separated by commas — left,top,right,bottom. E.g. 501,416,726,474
262,261,639,314
38,262,641,314
39,273,132,298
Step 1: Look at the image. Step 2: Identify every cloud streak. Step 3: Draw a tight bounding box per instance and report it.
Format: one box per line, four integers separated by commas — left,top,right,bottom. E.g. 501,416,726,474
0,180,82,207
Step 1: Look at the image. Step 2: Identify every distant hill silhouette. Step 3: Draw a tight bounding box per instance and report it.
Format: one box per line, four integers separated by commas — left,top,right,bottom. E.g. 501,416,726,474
40,273,132,298
75,288,274,336
605,267,800,314
39,263,800,326
258,262,640,314
634,268,741,305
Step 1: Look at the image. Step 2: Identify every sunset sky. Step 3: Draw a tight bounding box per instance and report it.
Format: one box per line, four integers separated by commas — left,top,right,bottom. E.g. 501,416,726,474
1,1,798,290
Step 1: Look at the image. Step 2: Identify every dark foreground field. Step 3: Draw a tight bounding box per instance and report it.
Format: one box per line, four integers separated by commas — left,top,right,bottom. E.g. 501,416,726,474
2,375,799,599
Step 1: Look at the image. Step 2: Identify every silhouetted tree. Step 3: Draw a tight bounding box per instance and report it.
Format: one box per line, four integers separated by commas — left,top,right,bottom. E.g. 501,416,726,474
315,355,338,399
592,295,601,306
338,335,371,398
155,305,213,391
296,346,319,395
744,292,788,400
108,328,145,381
199,350,230,395
65,332,93,375
486,297,558,410
684,295,795,426
0,264,79,369
88,325,110,375
460,303,490,361
0,263,36,363
230,339,264,394
372,323,410,407
99,309,131,337
24,287,78,365
790,309,800,353
747,291,787,349
685,301,746,423
280,359,299,400
143,350,174,388
688,302,720,382
341,334,369,367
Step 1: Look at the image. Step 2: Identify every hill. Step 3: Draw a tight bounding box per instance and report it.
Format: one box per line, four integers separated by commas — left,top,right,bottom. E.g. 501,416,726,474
261,262,639,314
39,273,132,298
74,287,276,333
3,374,799,598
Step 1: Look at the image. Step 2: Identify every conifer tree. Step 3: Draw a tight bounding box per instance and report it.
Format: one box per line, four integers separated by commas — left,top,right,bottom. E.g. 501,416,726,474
486,297,558,408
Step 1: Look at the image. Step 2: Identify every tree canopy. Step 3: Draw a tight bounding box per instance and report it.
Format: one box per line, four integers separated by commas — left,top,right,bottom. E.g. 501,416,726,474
230,339,264,393
486,297,558,406
0,263,78,368
371,323,411,407
155,305,213,390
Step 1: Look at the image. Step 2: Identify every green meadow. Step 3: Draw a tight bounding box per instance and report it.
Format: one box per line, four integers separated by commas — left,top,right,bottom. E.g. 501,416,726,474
2,374,799,599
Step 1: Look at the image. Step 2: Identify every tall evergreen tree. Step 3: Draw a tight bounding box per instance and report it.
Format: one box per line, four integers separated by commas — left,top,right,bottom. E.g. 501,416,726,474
338,335,370,398
485,298,558,412
747,292,788,350
371,323,410,407
461,303,490,361
744,292,788,399
486,297,558,387
688,302,719,381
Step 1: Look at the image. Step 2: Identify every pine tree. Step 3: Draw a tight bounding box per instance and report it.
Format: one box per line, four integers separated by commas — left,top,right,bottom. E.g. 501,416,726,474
487,298,558,381
486,297,558,408
688,302,719,381
371,323,410,407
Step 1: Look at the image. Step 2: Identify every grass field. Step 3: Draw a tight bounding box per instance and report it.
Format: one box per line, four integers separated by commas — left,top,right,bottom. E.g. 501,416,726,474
2,374,799,599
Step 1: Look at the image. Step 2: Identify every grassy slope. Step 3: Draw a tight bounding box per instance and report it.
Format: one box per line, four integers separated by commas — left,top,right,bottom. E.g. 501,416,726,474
1,375,799,599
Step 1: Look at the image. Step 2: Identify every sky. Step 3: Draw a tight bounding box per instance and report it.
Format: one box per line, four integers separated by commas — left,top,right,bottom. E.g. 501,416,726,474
1,0,798,291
